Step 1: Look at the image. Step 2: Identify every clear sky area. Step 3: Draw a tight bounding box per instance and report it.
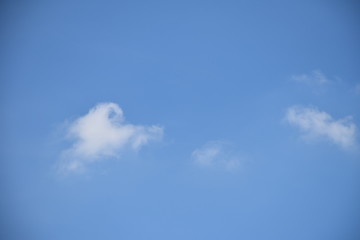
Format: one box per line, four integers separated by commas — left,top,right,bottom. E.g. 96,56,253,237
1,0,360,239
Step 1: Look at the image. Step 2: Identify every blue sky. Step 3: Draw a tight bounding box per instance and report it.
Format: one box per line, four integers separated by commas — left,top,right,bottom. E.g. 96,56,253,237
1,0,360,239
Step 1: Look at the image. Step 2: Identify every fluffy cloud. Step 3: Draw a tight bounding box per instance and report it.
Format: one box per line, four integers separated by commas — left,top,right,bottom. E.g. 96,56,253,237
192,141,242,171
58,102,163,173
291,70,329,85
285,106,357,150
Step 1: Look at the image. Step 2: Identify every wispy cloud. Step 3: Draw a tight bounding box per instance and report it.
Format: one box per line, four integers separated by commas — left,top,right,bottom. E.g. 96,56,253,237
355,84,360,95
191,141,243,171
58,102,163,173
291,70,329,85
285,105,357,150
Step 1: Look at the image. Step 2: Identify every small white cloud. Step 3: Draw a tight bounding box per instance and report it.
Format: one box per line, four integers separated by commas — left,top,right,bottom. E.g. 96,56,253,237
285,105,357,150
58,102,163,173
291,70,329,85
191,141,242,171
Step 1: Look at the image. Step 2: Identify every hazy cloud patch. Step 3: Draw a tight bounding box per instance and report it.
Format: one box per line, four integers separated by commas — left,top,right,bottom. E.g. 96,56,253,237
285,105,357,150
355,84,360,95
192,141,244,171
291,70,329,85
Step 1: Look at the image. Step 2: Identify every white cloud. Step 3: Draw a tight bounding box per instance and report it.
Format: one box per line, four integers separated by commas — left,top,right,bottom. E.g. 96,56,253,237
58,102,163,173
191,141,242,171
285,105,357,150
291,70,329,85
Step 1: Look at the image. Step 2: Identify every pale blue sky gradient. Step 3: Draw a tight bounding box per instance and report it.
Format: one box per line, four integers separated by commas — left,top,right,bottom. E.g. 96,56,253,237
1,0,360,239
